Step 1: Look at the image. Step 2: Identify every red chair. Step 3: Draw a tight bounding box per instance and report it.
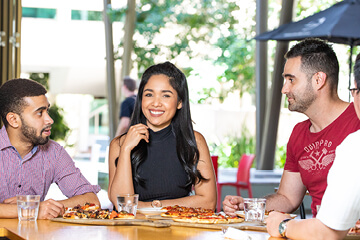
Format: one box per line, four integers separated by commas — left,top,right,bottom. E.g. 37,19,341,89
217,154,255,211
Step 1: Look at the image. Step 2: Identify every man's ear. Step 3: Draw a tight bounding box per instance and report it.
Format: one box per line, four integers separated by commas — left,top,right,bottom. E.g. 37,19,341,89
314,71,327,90
6,112,21,128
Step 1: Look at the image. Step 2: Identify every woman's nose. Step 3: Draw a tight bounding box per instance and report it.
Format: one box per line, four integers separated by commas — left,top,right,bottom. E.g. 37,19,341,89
152,96,162,106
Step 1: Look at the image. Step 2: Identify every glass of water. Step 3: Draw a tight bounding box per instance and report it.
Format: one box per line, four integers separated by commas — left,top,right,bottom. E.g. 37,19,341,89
117,194,139,216
16,195,40,221
243,198,266,222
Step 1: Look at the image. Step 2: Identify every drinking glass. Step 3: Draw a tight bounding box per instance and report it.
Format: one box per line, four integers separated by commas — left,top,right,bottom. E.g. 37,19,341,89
243,198,266,222
17,195,40,221
117,194,139,216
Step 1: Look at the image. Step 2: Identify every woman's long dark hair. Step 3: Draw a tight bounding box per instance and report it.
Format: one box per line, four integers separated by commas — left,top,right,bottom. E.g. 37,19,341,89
129,61,206,188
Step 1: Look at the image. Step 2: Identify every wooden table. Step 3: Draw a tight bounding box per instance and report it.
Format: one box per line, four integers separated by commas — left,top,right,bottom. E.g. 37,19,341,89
0,218,278,240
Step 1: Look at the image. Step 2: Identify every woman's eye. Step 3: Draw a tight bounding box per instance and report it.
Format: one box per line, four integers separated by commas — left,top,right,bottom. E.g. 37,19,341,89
144,93,152,97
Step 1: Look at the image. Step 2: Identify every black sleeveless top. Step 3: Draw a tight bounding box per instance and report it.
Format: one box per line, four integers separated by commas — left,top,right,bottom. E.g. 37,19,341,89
116,124,191,202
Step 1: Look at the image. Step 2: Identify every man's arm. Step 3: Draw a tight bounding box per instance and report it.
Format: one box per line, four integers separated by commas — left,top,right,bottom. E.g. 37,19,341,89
0,203,17,218
223,170,306,216
1,198,66,219
58,192,100,208
266,211,348,239
265,170,306,213
115,117,131,137
38,193,100,220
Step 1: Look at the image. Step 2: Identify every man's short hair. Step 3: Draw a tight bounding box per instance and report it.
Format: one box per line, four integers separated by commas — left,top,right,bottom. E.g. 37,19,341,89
355,53,360,87
0,78,47,126
123,77,137,92
285,38,339,91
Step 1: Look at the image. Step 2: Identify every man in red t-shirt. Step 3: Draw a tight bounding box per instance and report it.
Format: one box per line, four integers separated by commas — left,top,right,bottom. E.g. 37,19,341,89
222,38,360,217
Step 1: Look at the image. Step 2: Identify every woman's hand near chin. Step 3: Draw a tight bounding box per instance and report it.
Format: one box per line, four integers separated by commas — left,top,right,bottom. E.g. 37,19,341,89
122,124,149,151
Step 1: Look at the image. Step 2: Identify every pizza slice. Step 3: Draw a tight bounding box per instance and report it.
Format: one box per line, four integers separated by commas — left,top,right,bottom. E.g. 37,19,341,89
172,216,198,223
114,211,135,219
225,215,245,224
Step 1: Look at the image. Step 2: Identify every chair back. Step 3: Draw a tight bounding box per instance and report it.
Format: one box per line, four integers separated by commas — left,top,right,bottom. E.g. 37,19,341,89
236,154,255,184
211,156,218,179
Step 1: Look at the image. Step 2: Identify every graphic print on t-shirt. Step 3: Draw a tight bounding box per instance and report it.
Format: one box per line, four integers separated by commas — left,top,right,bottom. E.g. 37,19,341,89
299,139,335,174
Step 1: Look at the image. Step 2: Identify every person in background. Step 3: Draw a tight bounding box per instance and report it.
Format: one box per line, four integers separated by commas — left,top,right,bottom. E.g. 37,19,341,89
223,38,360,216
115,77,137,137
0,78,101,219
108,62,217,210
266,52,360,240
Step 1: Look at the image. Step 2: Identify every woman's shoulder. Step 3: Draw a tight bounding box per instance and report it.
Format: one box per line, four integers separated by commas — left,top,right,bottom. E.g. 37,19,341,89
110,134,126,149
193,130,207,144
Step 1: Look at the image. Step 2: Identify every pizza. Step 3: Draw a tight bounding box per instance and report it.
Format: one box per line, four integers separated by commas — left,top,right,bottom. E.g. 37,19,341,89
160,205,214,218
160,205,244,224
225,215,246,224
113,210,135,219
349,220,360,234
172,214,244,224
62,203,134,220
81,203,99,211
63,212,87,219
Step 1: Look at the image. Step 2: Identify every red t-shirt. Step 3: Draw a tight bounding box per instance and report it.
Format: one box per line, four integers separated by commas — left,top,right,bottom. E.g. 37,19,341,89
284,103,360,216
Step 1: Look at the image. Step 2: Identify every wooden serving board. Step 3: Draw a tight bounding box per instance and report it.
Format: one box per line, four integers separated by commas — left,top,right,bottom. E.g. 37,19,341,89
51,218,170,228
154,218,267,231
345,233,360,239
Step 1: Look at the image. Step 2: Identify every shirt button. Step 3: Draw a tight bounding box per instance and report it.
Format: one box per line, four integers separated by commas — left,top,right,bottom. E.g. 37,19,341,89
18,185,21,188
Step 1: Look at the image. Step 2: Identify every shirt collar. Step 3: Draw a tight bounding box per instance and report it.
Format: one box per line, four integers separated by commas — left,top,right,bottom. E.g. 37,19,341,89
0,126,39,154
0,126,13,150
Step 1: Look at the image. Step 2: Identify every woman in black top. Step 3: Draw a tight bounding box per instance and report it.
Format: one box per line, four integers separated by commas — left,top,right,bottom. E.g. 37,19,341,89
108,62,216,210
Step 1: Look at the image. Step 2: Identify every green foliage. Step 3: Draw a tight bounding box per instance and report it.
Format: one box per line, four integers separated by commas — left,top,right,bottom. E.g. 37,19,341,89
214,37,256,102
48,104,71,143
111,0,350,104
210,127,255,168
111,0,256,101
274,144,287,169
29,73,49,89
210,131,287,169
295,0,339,20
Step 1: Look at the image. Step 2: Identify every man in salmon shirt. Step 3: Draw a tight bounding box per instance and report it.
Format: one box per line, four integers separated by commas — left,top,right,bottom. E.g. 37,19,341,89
223,38,360,218
0,78,101,219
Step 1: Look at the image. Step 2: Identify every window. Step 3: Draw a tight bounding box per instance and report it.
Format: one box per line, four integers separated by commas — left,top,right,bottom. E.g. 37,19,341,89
71,10,103,21
22,7,56,19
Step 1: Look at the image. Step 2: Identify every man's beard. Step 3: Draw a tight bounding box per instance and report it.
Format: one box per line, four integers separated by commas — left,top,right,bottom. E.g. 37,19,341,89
20,116,50,145
288,82,316,113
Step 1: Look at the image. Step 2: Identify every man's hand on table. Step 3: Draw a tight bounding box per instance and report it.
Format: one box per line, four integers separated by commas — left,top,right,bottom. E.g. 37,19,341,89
222,195,244,216
265,211,292,238
38,199,65,219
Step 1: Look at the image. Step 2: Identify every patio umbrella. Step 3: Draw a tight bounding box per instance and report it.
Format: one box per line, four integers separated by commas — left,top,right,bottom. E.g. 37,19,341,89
255,0,360,90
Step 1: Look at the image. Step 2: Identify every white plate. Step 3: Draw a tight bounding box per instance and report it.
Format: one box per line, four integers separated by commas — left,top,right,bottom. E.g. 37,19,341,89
137,208,167,215
235,211,297,219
